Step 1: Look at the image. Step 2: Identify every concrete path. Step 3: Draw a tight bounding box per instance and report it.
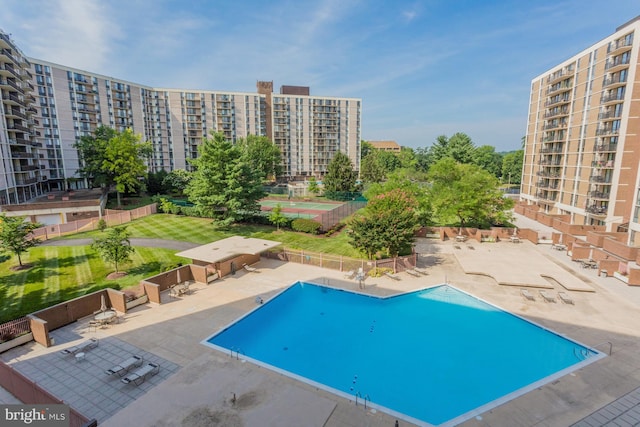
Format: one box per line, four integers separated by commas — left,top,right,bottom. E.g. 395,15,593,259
41,238,200,251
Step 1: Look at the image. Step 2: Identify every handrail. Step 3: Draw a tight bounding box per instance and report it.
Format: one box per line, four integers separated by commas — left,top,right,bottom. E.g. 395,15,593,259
592,341,613,356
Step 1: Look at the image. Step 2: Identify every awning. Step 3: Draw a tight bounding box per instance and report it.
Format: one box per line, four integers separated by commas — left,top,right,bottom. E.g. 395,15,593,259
175,236,282,264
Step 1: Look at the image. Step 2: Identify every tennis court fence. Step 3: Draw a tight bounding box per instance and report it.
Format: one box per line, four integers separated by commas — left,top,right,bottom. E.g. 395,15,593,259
315,200,367,231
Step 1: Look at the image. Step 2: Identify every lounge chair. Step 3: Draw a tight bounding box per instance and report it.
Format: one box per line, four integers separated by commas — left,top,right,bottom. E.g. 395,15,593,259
539,290,556,303
121,363,160,386
105,355,144,377
558,292,574,304
384,271,401,280
243,264,258,273
343,270,356,279
404,268,421,277
60,338,99,355
413,267,429,275
520,289,535,301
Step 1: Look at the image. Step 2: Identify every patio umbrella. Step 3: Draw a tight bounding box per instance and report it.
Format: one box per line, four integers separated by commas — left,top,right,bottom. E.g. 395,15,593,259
100,294,107,313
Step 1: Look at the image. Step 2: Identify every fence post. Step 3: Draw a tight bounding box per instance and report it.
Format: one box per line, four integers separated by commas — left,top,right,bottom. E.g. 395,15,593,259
301,250,304,265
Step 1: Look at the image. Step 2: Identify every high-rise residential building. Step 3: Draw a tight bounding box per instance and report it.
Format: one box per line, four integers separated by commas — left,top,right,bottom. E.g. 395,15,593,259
0,29,361,205
0,32,40,205
523,16,640,245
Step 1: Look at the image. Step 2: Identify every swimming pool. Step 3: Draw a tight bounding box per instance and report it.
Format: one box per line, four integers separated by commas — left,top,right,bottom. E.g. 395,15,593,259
204,283,603,426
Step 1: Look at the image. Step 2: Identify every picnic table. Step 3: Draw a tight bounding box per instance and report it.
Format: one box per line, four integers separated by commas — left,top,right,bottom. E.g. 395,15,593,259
552,243,568,251
579,259,598,269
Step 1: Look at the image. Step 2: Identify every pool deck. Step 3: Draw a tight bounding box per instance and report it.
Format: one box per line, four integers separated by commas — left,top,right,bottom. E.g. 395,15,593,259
3,228,640,426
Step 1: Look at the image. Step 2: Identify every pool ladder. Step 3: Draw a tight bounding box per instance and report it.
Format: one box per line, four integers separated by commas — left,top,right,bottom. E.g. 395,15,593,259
230,347,243,360
355,392,371,409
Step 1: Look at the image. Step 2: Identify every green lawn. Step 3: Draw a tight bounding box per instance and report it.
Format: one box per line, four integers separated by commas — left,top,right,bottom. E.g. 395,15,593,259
61,214,363,257
1,213,363,323
0,246,186,323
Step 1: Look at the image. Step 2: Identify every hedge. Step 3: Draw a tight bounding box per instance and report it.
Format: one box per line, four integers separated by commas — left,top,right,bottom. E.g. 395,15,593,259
291,218,322,234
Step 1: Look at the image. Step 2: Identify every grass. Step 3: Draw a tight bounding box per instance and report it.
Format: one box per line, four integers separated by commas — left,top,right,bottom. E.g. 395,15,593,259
0,245,186,323
60,214,364,257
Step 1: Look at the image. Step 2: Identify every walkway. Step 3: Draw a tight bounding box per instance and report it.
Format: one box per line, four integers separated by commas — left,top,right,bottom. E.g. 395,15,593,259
41,238,200,251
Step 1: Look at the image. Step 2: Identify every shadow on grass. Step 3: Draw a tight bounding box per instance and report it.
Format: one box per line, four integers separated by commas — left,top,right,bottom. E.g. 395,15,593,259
127,261,163,277
0,254,11,264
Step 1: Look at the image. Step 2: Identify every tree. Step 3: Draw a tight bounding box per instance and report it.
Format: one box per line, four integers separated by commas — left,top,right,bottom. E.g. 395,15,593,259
0,214,41,268
364,170,431,225
75,126,151,206
237,134,283,181
323,152,357,197
360,152,387,184
91,226,134,273
185,132,264,225
74,126,118,192
502,150,524,185
348,189,420,258
162,169,193,194
427,158,513,228
360,140,374,159
447,132,476,164
307,176,320,195
104,129,152,207
473,145,503,178
268,204,288,231
146,170,169,195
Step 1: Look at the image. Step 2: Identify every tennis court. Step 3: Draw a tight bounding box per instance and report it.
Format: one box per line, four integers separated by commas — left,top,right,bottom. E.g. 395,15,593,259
260,200,342,211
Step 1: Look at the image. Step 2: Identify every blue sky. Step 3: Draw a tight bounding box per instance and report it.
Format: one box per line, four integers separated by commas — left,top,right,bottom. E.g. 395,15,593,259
3,0,640,152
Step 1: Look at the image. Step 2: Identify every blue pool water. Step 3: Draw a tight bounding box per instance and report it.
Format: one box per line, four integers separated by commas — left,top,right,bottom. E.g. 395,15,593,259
205,283,602,426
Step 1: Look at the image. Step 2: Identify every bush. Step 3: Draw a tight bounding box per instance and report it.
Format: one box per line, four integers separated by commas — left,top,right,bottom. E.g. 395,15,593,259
291,218,322,234
368,267,393,277
324,222,345,237
97,219,107,232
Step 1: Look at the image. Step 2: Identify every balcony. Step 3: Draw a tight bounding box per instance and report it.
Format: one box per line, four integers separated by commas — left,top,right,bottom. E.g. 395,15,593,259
542,122,567,131
545,84,572,96
1,92,21,104
536,191,558,202
600,93,625,104
536,181,559,190
602,75,627,89
15,177,38,185
543,108,569,119
589,175,612,184
536,170,562,178
540,134,566,143
539,147,563,154
7,123,30,133
10,151,34,159
595,127,619,136
594,143,618,152
592,160,615,169
598,111,621,120
608,38,633,55
605,57,630,71
589,191,610,200
0,64,21,78
547,69,574,85
586,205,608,216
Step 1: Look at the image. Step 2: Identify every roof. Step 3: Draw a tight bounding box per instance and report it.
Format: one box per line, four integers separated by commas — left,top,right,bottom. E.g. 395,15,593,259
368,140,401,151
175,236,282,264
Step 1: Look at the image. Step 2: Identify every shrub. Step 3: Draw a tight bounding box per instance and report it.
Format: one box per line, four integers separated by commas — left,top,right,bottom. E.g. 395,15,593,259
368,267,393,277
324,222,345,237
97,219,107,232
291,218,322,234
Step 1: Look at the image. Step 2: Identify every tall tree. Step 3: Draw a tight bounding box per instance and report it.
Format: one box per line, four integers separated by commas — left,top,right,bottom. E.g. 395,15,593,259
502,150,524,185
447,132,476,164
0,214,41,268
237,134,283,181
323,152,357,197
91,226,134,274
185,132,264,225
360,140,374,159
427,158,513,228
268,204,288,231
162,169,193,194
473,145,503,178
360,152,387,184
74,126,117,192
104,129,152,207
348,189,420,258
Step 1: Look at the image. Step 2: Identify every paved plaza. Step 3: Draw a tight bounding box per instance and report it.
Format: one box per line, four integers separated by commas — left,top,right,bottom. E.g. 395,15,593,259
2,218,640,426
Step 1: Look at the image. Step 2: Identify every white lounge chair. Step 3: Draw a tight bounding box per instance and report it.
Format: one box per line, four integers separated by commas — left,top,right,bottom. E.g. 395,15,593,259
121,363,160,385
343,270,356,279
521,289,535,301
539,290,556,303
413,267,429,275
384,271,401,280
105,355,144,377
404,268,421,277
558,292,574,304
243,263,258,272
60,338,99,355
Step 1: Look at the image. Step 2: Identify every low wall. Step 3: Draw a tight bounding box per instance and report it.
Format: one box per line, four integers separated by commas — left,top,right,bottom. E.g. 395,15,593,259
628,268,640,286
602,238,638,261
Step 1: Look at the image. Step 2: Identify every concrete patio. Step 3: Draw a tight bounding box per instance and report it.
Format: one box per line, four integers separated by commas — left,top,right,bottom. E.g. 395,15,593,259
2,232,640,426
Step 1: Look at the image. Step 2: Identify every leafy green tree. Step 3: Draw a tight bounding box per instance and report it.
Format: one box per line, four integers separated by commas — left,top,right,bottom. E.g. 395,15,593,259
364,170,431,225
104,129,152,207
75,126,118,192
162,169,192,194
473,145,503,178
323,152,357,196
91,226,134,273
427,158,513,228
360,140,374,159
146,170,169,195
0,214,41,267
268,204,288,231
447,132,476,164
360,152,387,184
307,176,320,195
502,150,524,185
185,132,264,225
397,147,417,169
348,189,420,258
237,134,283,181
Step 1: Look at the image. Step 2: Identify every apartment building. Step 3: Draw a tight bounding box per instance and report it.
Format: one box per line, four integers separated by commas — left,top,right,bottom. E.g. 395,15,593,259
0,29,361,204
368,140,402,153
523,16,640,244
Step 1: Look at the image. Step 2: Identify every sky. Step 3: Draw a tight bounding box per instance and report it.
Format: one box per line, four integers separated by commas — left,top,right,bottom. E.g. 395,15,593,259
2,0,640,152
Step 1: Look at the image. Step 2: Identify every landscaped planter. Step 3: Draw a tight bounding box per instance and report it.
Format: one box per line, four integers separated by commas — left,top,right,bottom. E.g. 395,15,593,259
125,294,148,310
0,332,34,354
